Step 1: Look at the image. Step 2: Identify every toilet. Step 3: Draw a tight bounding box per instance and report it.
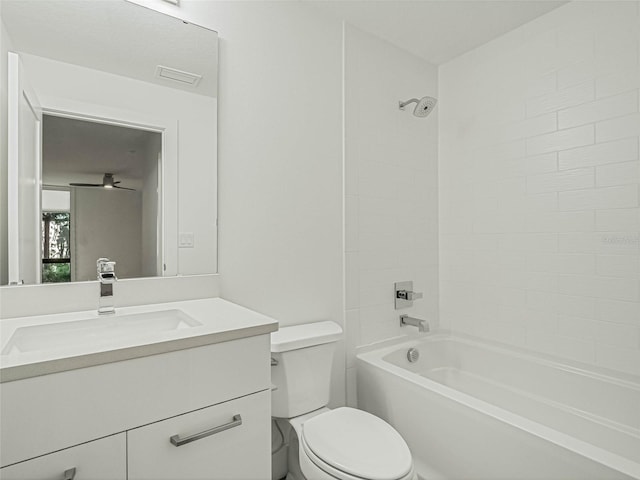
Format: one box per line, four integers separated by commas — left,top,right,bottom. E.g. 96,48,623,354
271,321,417,480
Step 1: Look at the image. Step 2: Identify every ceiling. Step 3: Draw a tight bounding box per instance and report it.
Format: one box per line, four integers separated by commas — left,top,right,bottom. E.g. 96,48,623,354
309,1,568,65
2,0,218,97
43,115,160,190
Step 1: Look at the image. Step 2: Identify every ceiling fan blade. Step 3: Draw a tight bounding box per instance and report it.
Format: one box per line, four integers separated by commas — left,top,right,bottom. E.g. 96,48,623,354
70,183,102,187
114,185,136,191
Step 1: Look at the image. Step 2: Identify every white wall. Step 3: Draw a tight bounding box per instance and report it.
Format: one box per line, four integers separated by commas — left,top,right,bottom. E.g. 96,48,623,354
0,16,13,285
151,0,345,405
439,1,640,375
72,188,143,282
344,25,439,405
141,136,161,278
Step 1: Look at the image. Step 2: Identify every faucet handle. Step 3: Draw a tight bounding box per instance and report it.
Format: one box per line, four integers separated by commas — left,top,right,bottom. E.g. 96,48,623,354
97,257,116,274
395,281,423,309
397,290,423,301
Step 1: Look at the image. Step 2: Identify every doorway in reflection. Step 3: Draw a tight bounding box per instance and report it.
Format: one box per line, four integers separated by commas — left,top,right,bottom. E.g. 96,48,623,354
42,115,162,282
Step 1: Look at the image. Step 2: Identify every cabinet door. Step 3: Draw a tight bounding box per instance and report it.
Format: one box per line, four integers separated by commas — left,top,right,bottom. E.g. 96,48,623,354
128,390,270,480
0,433,126,480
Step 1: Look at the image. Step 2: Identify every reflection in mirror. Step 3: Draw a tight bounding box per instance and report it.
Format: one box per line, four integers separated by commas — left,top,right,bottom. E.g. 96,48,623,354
43,115,162,282
0,0,218,286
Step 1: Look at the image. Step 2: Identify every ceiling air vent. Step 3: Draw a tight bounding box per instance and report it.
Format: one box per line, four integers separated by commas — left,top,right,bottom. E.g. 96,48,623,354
155,65,202,87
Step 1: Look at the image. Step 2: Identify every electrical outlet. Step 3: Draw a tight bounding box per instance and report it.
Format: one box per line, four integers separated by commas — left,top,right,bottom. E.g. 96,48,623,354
179,232,194,248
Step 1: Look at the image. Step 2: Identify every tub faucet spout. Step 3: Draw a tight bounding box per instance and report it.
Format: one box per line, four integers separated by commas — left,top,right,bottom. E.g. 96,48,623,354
400,315,429,333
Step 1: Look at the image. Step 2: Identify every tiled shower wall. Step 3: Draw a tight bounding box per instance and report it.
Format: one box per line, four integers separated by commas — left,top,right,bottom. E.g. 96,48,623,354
439,1,640,375
344,25,438,404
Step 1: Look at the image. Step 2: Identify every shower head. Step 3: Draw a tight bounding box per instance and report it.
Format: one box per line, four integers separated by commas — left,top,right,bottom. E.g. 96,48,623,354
399,96,437,118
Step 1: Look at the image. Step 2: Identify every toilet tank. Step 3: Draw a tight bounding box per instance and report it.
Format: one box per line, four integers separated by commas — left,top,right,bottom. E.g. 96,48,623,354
271,321,343,418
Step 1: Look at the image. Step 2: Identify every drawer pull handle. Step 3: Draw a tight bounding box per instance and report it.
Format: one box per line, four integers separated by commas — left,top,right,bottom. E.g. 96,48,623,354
63,468,76,480
170,414,242,447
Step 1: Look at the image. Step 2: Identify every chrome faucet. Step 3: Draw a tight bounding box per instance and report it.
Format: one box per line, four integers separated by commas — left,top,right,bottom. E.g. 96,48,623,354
400,314,429,333
97,258,117,315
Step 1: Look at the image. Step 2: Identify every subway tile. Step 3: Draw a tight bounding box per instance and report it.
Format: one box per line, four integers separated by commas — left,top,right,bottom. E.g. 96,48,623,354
596,161,639,187
596,113,640,143
559,233,597,253
557,60,596,90
595,26,639,76
525,211,594,233
557,253,597,275
346,367,358,408
358,195,399,217
596,208,640,231
359,285,395,308
499,233,558,252
527,330,595,364
525,192,558,211
526,125,594,156
596,344,640,376
526,82,594,118
526,291,558,313
345,252,359,310
557,274,639,301
345,309,360,368
558,90,638,129
597,299,640,325
526,168,594,194
525,152,558,175
525,272,558,293
596,66,640,98
526,253,595,274
345,195,358,253
558,315,596,341
559,137,638,170
596,254,640,278
359,250,398,270
526,71,557,98
358,231,396,252
506,113,558,141
555,294,596,319
559,185,639,211
598,232,640,255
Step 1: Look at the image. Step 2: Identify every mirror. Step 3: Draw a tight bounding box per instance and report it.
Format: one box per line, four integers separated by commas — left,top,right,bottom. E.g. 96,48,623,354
0,0,218,285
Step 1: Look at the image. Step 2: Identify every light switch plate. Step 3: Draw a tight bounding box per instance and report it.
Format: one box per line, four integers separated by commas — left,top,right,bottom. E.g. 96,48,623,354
179,232,194,248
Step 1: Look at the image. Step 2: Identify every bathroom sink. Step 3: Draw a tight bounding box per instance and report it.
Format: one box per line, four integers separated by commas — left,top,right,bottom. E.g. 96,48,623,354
1,309,201,356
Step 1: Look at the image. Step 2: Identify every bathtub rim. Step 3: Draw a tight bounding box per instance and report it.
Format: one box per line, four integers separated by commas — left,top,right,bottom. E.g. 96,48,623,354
356,333,640,480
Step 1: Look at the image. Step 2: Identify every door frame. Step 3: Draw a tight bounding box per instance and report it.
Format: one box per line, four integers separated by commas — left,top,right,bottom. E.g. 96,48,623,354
39,96,178,279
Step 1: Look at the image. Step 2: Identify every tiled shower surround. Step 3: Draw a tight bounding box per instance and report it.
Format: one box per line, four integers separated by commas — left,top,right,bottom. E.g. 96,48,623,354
439,1,640,375
344,25,439,404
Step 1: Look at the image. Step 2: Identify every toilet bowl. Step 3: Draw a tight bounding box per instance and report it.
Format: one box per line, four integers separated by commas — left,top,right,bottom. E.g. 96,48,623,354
271,321,417,480
288,407,417,480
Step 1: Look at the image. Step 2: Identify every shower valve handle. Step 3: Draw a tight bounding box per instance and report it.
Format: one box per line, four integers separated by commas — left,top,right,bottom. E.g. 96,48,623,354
396,290,423,301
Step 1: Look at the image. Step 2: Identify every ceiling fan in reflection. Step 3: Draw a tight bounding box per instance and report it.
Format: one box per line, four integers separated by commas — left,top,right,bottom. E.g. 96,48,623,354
69,173,135,191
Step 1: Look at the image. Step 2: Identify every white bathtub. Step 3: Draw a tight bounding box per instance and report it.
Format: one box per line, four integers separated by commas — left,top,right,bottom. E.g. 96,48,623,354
356,334,640,480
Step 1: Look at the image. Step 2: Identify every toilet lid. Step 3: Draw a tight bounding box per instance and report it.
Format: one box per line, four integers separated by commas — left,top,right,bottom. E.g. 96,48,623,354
301,407,413,480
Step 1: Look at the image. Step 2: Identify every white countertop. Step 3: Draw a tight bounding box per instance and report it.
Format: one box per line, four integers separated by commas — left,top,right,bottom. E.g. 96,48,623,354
0,297,278,383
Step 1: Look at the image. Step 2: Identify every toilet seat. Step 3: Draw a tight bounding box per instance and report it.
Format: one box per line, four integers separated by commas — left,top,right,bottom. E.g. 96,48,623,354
300,407,414,480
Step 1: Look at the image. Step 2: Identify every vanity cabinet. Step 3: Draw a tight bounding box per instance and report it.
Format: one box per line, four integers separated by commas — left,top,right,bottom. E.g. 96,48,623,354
128,390,270,480
0,433,126,480
1,333,272,480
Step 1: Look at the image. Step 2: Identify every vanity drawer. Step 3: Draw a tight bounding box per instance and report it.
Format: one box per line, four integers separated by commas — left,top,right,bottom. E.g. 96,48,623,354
128,389,270,480
1,334,271,467
0,433,126,480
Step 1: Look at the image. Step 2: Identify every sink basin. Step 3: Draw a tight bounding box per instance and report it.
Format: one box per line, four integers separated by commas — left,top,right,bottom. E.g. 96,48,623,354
1,309,202,356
